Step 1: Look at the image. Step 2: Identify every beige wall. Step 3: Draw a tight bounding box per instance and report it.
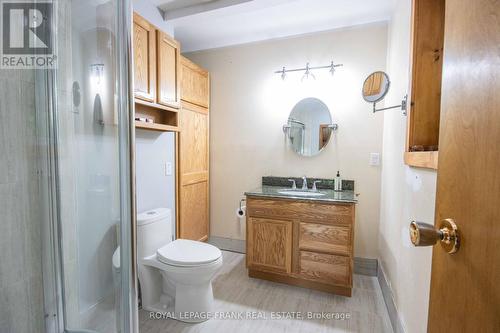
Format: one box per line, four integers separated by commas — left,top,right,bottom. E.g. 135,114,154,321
379,0,435,332
186,23,388,258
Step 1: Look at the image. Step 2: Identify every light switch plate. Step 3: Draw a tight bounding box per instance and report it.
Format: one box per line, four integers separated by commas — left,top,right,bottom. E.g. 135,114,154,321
369,153,381,166
165,162,173,176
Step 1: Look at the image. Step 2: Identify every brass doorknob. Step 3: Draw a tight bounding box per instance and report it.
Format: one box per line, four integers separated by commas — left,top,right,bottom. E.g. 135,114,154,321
409,218,460,254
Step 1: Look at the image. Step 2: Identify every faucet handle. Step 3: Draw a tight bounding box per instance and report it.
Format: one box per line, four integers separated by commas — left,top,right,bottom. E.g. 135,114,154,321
287,179,297,189
312,180,321,191
302,176,308,190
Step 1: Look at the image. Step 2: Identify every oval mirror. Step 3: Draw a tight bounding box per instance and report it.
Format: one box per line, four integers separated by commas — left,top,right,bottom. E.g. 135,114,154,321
362,71,390,103
286,97,333,157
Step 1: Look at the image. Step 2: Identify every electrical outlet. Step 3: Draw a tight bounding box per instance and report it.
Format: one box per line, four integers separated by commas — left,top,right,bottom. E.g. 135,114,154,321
369,153,381,166
165,162,173,176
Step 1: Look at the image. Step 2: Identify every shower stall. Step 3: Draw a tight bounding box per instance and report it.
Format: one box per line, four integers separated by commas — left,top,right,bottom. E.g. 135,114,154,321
0,0,137,332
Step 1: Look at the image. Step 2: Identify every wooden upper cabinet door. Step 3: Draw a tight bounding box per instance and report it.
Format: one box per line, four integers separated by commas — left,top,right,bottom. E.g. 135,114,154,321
247,217,292,274
133,13,156,102
157,31,180,108
180,56,209,108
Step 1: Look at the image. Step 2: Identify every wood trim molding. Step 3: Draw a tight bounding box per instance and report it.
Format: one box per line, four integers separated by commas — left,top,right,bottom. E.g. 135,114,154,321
181,100,209,114
135,98,179,113
404,151,438,170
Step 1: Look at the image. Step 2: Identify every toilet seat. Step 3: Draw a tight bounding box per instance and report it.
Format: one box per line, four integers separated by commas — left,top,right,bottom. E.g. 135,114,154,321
156,239,222,267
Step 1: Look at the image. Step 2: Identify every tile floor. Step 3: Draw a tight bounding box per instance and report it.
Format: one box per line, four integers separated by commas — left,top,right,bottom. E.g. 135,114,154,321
139,251,393,333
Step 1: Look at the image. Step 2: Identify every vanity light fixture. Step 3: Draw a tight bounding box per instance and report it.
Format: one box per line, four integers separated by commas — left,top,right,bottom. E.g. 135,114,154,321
275,60,343,81
329,61,336,76
301,63,316,82
280,66,286,80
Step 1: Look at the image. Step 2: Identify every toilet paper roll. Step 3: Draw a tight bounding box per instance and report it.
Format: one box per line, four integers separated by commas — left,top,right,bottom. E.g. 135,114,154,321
236,205,246,218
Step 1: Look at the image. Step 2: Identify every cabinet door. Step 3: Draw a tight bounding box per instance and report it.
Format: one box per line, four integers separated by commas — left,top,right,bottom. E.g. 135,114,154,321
178,104,209,241
181,56,209,108
157,31,180,108
133,13,156,102
247,217,292,273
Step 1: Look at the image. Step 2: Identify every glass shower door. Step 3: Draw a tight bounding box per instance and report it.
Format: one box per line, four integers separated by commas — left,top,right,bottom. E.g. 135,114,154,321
35,0,137,332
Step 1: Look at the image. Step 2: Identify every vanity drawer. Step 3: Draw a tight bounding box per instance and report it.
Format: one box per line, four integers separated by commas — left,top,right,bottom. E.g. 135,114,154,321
299,251,351,286
247,197,354,225
299,222,351,256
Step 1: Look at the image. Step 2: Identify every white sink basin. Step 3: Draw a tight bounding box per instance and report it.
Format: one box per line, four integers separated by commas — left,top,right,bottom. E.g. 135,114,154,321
277,190,326,197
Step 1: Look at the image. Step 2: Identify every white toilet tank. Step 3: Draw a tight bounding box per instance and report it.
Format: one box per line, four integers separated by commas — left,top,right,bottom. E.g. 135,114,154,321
137,208,172,260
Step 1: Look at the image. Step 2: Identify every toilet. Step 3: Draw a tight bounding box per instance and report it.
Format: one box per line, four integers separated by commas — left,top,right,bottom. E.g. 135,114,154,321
136,208,222,323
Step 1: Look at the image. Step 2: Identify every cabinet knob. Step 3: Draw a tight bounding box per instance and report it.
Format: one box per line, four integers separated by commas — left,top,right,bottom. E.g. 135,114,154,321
409,218,460,254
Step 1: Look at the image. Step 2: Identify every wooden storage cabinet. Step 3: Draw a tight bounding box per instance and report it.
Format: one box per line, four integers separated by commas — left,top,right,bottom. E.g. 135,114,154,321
157,31,180,108
246,196,355,296
133,13,180,131
181,57,210,108
133,13,156,102
404,0,445,169
177,56,210,241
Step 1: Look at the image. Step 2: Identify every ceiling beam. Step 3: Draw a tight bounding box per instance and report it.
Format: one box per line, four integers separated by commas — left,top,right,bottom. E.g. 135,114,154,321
162,0,253,21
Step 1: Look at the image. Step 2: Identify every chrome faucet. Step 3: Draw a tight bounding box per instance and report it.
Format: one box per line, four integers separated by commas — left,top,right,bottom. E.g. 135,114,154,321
302,176,308,190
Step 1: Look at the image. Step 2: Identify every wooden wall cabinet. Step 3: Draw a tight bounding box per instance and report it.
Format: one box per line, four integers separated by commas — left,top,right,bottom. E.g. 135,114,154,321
246,197,355,296
180,57,210,108
132,15,211,241
133,13,180,132
405,0,445,170
177,56,210,241
157,31,181,109
133,13,156,103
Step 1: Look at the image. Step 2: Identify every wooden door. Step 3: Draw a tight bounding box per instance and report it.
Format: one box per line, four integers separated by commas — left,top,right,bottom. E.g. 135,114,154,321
178,103,209,241
247,217,292,274
157,31,180,108
133,13,156,102
180,57,209,108
427,1,500,331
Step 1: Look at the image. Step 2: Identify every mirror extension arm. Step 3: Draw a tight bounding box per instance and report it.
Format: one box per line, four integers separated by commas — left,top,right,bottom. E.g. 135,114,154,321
372,94,408,116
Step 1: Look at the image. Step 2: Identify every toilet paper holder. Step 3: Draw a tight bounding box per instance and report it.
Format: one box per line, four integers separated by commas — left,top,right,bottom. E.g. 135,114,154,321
237,198,246,218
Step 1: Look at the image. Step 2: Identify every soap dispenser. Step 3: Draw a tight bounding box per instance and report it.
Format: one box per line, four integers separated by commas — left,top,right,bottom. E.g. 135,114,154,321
334,171,342,191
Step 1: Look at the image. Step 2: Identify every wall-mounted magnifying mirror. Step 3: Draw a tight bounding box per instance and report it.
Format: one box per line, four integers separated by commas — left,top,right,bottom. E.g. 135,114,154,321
283,97,338,157
362,71,407,115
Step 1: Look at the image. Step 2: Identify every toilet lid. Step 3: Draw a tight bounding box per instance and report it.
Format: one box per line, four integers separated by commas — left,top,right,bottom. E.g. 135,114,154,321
156,239,222,267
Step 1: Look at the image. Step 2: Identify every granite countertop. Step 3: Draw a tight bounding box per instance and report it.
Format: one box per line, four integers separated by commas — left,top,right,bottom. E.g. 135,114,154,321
245,185,357,203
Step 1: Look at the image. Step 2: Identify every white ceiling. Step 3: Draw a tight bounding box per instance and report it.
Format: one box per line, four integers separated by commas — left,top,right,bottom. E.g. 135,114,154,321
149,0,395,52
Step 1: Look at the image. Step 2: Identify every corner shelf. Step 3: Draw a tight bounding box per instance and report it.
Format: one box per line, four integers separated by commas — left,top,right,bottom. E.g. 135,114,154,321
135,121,179,132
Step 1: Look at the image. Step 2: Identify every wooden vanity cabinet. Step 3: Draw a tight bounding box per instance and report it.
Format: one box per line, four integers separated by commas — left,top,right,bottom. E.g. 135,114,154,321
246,197,355,296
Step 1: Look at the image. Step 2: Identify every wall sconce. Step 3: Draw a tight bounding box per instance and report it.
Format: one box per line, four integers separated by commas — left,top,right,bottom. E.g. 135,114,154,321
90,63,104,86
275,60,343,81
